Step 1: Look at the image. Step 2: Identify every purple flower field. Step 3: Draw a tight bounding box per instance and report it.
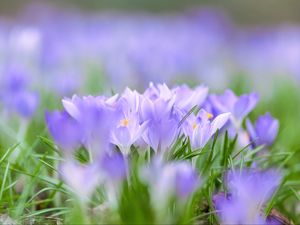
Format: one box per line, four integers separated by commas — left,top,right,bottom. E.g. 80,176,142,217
0,3,299,225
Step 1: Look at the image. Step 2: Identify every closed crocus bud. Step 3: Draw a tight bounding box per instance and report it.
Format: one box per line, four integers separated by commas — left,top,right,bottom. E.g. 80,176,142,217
246,112,279,147
140,94,179,153
255,113,279,146
100,152,126,182
45,110,81,152
175,162,200,199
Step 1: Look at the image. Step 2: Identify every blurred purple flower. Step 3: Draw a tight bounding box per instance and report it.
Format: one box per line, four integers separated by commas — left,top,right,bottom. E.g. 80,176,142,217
60,160,100,199
0,66,39,118
172,84,208,112
142,158,200,209
214,169,282,224
183,109,230,149
1,66,28,92
62,95,119,156
175,162,200,199
100,152,126,181
246,112,279,147
210,89,259,127
15,92,39,118
45,110,81,152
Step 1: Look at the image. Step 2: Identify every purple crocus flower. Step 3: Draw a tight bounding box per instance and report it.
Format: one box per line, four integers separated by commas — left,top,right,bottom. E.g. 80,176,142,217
214,169,282,224
100,152,126,181
175,162,200,199
183,109,230,149
209,89,259,128
0,66,39,118
110,111,148,155
45,110,81,153
142,158,200,210
14,92,39,118
246,112,279,147
172,84,208,113
62,95,119,156
109,87,148,155
143,83,174,102
140,95,179,152
119,87,141,114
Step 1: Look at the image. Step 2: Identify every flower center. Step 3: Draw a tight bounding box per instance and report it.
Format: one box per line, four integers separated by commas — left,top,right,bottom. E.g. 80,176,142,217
192,123,197,130
206,112,213,119
120,118,129,127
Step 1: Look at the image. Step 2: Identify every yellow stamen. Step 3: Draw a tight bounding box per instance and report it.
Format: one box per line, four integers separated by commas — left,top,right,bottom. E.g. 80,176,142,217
206,112,213,119
192,123,197,130
120,118,129,127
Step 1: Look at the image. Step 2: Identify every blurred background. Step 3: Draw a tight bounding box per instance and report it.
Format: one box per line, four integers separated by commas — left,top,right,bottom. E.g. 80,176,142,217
0,0,300,106
1,0,300,24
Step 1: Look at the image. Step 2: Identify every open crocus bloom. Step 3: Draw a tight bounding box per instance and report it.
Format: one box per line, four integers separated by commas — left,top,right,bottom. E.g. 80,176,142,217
110,112,148,155
210,89,259,129
183,109,230,149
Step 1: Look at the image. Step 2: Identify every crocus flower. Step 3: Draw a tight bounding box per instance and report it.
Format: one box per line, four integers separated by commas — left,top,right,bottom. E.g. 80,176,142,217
246,112,279,147
62,95,119,156
140,95,179,152
110,112,148,155
99,151,127,207
99,152,126,181
143,83,175,102
175,162,200,199
142,158,200,210
119,87,141,114
60,160,100,200
183,109,230,149
45,110,81,153
14,92,39,118
209,89,259,128
109,88,148,155
0,66,39,118
172,84,208,112
214,169,282,224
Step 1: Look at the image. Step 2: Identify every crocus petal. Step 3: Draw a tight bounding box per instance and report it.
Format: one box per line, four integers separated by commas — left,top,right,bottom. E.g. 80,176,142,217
210,112,231,134
45,111,81,152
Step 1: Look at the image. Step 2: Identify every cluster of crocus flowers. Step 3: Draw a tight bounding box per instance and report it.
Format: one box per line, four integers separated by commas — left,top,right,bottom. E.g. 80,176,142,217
47,83,238,158
46,83,281,222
